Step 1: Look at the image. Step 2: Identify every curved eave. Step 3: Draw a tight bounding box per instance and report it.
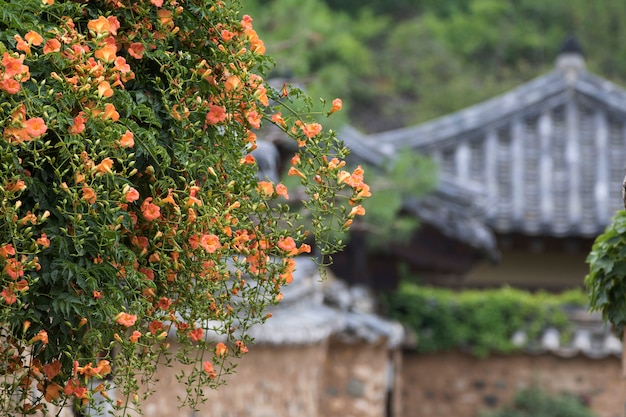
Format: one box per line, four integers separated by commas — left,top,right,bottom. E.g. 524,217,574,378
404,178,499,260
359,68,626,154
366,70,569,149
341,125,390,166
574,71,626,115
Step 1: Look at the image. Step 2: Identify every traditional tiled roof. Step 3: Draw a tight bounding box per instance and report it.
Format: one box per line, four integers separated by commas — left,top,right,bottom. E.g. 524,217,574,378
252,259,404,348
323,278,405,348
245,257,344,345
402,178,499,260
512,309,622,359
344,52,626,238
342,125,499,258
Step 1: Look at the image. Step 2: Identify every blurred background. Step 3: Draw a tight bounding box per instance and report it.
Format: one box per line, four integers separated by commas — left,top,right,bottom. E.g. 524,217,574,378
244,0,626,133
169,2,626,417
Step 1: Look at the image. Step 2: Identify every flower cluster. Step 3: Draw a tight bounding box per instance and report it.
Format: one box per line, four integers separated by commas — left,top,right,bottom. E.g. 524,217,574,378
0,0,369,415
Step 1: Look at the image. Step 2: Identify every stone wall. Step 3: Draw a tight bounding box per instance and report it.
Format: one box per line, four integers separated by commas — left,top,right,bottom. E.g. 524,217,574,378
136,341,328,417
402,351,626,417
43,344,626,417
320,340,401,417
44,334,400,417
134,339,398,417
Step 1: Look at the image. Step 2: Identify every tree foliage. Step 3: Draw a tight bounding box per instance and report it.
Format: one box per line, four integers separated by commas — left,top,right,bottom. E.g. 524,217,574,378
585,211,626,337
246,0,626,132
243,0,390,130
0,0,368,415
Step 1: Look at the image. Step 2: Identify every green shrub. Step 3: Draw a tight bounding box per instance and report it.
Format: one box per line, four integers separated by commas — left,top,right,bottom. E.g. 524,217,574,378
481,388,596,417
384,283,589,357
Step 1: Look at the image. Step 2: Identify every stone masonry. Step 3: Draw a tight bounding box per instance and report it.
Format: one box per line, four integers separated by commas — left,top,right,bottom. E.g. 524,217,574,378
402,351,626,417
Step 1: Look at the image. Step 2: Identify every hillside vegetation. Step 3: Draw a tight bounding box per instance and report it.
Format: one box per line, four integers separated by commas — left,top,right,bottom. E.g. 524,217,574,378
245,0,626,132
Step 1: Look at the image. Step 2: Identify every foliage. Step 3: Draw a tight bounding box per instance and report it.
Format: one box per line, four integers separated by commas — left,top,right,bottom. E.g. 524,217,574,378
480,388,596,417
243,0,392,131
585,210,626,337
376,21,517,130
384,282,588,357
247,0,626,133
0,0,369,415
322,0,469,19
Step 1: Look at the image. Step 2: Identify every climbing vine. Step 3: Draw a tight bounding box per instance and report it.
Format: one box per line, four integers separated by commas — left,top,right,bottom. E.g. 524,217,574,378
0,0,369,415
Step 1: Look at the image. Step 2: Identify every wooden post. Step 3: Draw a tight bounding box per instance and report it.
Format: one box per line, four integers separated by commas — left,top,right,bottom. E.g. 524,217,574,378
622,174,626,380
623,327,626,379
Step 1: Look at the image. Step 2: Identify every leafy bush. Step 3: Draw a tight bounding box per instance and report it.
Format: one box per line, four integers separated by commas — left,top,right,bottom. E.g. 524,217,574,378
385,283,588,357
586,210,626,338
0,0,369,415
481,388,596,417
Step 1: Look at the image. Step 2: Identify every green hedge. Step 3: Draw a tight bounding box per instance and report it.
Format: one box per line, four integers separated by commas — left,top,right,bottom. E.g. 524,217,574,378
384,283,589,357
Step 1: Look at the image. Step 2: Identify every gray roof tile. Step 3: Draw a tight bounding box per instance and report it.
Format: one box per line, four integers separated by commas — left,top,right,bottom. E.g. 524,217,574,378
512,310,622,358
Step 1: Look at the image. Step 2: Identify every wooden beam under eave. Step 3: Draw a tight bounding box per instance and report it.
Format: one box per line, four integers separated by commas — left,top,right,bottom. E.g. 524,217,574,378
511,117,525,226
538,110,554,226
495,128,513,231
485,130,498,203
455,140,470,181
612,123,626,216
566,97,582,229
595,108,610,226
